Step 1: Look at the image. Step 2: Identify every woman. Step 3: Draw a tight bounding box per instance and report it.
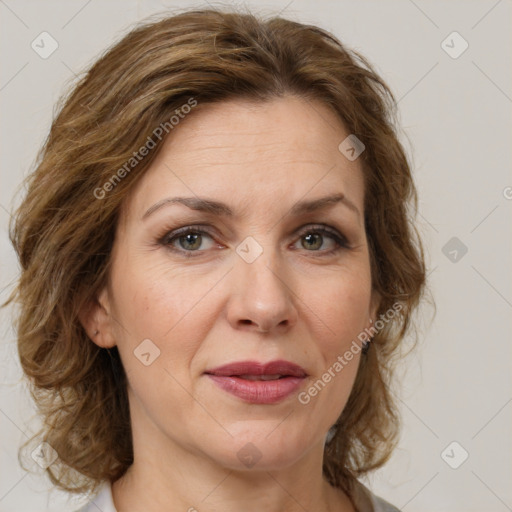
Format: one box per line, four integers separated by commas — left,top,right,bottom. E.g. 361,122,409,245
9,8,426,512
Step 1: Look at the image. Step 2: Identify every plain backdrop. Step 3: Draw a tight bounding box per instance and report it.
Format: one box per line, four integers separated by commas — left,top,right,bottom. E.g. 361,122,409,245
1,1,511,511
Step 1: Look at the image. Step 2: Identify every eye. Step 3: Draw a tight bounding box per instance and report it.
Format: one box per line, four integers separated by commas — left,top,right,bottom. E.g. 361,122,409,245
293,224,350,255
158,223,350,258
160,226,218,256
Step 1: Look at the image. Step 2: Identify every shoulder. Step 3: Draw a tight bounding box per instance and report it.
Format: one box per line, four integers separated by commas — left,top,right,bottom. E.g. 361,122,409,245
349,479,401,512
73,481,117,512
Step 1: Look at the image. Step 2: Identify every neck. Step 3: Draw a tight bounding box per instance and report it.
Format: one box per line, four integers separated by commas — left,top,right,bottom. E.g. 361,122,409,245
112,463,354,512
111,388,355,512
111,435,354,511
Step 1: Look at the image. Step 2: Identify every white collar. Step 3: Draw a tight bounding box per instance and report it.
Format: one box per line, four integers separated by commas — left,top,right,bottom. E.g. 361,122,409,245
76,481,117,512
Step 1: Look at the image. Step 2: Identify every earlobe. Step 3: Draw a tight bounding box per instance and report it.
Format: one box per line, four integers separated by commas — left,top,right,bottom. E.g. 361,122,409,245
78,288,117,348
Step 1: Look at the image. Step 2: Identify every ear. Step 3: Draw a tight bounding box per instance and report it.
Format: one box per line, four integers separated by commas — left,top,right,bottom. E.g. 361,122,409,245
78,287,117,348
367,289,381,329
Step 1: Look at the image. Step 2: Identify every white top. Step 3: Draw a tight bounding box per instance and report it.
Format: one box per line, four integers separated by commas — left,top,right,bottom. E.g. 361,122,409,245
75,479,401,512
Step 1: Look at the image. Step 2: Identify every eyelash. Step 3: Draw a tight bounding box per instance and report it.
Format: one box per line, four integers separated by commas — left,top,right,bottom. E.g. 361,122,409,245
158,224,351,258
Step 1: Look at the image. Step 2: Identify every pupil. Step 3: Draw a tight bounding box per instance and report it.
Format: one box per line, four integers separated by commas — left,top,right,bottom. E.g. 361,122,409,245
303,233,321,250
181,233,201,250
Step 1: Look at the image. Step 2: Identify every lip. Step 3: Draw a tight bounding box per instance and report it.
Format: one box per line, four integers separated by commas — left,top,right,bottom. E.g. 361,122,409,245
204,360,307,404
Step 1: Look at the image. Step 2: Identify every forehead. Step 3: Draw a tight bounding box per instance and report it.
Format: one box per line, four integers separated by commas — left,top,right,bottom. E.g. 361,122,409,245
122,96,365,222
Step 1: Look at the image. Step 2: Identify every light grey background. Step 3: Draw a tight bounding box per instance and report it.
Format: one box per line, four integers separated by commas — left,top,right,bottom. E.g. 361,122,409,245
1,1,511,511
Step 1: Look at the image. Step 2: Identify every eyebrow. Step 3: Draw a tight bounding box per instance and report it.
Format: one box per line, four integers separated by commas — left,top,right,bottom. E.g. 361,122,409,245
142,193,360,220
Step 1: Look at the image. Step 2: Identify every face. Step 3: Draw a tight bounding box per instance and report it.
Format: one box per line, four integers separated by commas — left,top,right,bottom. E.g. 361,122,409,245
88,95,379,472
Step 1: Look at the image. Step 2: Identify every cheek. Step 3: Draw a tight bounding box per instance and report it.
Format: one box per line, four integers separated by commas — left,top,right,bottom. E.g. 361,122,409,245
109,258,220,370
107,262,215,421
296,274,370,430
308,267,372,354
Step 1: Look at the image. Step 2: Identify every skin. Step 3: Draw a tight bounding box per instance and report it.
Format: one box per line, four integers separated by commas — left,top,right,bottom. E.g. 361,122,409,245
81,95,380,512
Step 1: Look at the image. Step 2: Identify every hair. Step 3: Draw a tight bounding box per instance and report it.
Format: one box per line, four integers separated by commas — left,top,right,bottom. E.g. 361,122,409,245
7,6,427,500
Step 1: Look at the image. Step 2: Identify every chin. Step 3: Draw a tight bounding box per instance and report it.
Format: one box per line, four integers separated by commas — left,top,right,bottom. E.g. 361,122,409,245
204,425,313,472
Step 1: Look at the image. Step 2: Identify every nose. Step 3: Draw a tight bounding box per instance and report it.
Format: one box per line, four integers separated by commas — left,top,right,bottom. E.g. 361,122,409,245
226,245,298,334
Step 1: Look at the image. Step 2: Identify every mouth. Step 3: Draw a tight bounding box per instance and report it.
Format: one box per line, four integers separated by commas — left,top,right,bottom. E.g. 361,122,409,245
204,360,307,404
205,359,307,378
233,374,288,381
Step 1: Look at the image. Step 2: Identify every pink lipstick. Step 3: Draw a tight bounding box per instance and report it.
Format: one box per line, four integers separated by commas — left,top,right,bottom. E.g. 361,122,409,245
205,360,307,404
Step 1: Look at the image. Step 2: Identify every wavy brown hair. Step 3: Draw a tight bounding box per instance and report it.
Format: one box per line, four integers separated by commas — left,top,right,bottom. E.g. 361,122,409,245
7,7,426,500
